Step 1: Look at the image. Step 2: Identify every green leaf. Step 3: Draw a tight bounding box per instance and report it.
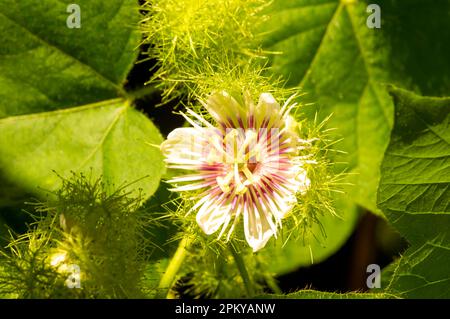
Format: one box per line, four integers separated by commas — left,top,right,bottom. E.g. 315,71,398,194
377,86,450,245
262,196,360,275
377,86,450,298
263,0,450,213
262,0,450,290
382,239,450,298
262,0,394,213
0,0,166,203
0,99,165,200
0,0,139,117
261,0,391,270
380,0,450,97
260,289,398,299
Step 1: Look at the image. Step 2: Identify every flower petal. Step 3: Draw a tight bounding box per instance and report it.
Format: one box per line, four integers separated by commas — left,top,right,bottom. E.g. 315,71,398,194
243,195,274,252
253,93,284,128
196,195,231,235
161,127,214,167
204,91,246,127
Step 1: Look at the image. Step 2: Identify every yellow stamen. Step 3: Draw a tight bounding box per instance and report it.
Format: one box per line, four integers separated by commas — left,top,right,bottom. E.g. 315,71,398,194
216,171,233,193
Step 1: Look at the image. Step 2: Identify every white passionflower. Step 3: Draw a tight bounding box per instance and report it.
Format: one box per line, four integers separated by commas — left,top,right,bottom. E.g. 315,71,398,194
161,91,312,251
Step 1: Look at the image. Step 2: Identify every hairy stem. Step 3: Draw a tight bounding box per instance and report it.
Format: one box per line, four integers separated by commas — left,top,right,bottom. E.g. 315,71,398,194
157,235,193,299
229,241,254,297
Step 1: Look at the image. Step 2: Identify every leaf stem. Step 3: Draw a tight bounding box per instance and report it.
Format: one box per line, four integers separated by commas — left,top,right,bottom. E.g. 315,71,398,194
127,85,160,101
157,235,193,299
229,241,254,297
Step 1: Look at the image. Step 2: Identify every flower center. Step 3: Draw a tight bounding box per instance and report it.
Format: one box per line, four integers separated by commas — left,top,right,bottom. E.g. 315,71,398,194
216,128,266,195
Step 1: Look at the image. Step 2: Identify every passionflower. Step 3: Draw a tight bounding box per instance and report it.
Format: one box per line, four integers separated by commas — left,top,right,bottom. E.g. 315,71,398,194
161,91,312,251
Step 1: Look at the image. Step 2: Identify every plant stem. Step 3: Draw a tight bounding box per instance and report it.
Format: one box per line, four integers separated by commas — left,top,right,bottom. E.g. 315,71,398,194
157,235,193,299
229,241,254,297
127,85,160,101
264,273,282,295
255,255,282,294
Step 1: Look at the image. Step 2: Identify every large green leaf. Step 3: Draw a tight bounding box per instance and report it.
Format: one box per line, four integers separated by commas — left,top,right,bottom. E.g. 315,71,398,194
262,0,394,213
260,0,388,272
0,99,165,200
0,0,139,117
377,86,450,298
378,86,449,245
0,0,165,203
262,0,450,213
260,0,450,276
